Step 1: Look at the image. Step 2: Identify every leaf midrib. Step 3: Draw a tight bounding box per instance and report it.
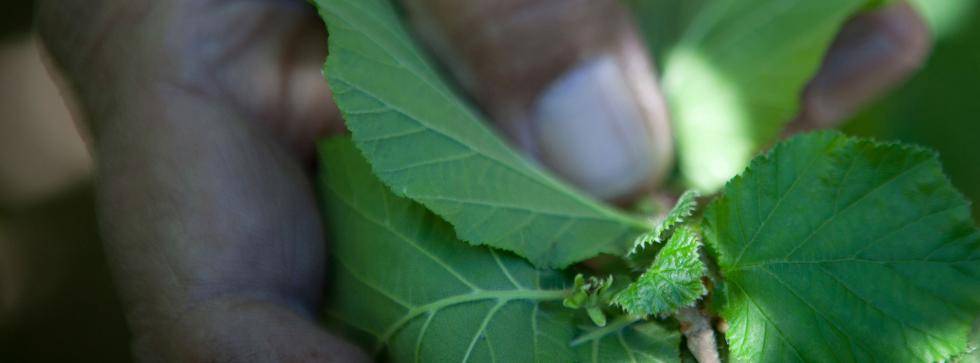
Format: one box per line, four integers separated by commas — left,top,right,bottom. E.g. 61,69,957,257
728,279,807,362
758,265,873,361
780,159,933,260
331,76,646,229
329,172,572,341
729,158,952,271
729,141,828,267
731,144,934,269
375,288,567,351
326,5,651,229
570,317,642,347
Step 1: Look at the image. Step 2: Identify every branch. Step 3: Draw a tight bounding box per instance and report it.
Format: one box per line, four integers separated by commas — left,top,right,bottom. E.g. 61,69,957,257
676,307,720,363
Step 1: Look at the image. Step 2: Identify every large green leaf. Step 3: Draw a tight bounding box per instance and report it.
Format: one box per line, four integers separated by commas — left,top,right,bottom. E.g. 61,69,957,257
320,138,576,362
704,132,980,362
314,0,650,268
572,318,681,363
629,0,871,191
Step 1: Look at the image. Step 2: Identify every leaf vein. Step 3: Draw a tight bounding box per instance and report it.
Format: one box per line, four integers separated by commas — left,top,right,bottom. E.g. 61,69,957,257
782,158,931,260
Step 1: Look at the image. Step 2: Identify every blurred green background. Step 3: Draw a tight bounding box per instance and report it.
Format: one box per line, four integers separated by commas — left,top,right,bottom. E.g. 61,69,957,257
0,0,976,362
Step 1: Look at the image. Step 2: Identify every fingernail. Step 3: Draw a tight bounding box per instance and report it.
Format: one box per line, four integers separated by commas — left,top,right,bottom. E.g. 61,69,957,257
531,53,673,202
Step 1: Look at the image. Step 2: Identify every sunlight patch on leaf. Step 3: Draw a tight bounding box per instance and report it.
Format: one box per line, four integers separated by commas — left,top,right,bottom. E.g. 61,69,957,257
629,0,873,191
704,131,980,362
662,49,754,191
909,0,977,38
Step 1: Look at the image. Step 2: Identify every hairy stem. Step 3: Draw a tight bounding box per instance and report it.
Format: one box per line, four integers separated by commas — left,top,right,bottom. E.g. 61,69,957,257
676,307,720,363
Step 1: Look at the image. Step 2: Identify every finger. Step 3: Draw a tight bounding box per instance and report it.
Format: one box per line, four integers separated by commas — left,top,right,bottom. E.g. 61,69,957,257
790,1,931,133
400,0,673,203
39,0,344,160
37,0,364,361
177,0,345,159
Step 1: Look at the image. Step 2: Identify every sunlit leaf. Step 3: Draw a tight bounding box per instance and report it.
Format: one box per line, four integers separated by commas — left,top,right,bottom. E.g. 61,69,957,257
705,132,980,362
629,0,872,191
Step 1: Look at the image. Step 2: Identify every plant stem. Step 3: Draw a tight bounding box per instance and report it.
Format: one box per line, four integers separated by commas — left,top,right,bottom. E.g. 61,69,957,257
676,307,720,363
569,316,640,347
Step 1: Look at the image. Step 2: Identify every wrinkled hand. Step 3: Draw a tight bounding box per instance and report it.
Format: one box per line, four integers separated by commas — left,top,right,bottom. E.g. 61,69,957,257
39,0,359,361
37,0,928,361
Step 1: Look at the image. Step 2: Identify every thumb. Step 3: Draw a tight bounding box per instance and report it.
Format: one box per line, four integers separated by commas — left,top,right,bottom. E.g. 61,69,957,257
400,0,673,203
790,1,931,133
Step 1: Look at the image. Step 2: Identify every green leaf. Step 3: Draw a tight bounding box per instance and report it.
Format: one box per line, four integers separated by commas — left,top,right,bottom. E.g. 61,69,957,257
314,0,650,268
908,0,977,38
953,320,980,363
629,0,872,191
572,318,681,363
704,131,980,362
843,2,980,222
614,225,707,317
319,137,578,362
630,190,701,256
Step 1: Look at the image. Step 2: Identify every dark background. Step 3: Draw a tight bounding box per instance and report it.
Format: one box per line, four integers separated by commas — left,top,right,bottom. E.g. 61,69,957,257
1,1,131,361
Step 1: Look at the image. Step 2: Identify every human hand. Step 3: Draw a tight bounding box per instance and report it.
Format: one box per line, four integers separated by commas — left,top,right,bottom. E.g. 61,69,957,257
38,0,361,361
36,0,928,361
